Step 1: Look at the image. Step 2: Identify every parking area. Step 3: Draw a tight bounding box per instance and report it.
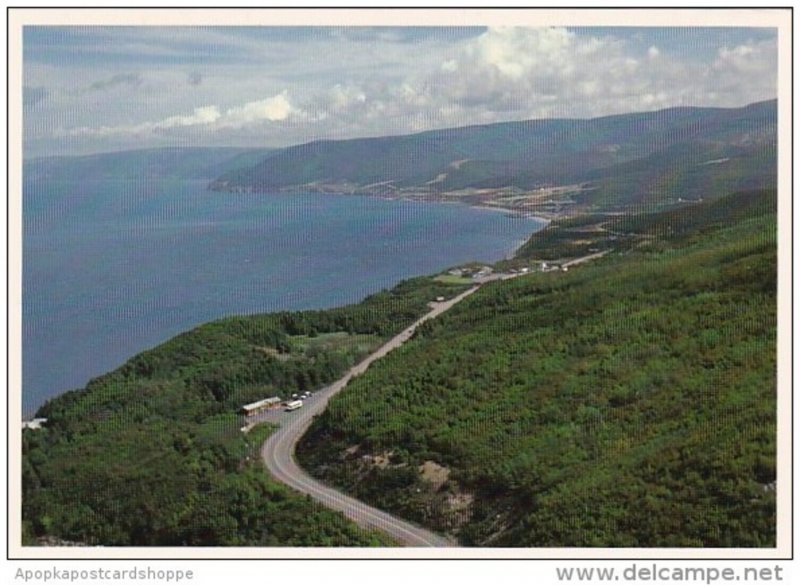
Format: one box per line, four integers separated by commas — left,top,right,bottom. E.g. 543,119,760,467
242,389,324,429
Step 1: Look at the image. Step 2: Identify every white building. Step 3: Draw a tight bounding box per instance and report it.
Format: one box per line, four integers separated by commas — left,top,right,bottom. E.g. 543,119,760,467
241,397,281,416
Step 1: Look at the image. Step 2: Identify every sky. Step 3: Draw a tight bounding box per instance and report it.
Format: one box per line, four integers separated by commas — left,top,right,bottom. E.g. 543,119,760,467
22,26,778,157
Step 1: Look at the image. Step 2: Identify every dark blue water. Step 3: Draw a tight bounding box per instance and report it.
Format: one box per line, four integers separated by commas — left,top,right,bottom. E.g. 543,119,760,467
23,177,545,414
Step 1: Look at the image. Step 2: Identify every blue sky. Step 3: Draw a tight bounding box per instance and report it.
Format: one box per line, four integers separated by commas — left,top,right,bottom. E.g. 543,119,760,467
23,26,778,157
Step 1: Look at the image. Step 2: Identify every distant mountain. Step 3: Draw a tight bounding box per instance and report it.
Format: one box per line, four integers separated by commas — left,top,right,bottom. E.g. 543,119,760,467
211,100,776,210
25,147,276,182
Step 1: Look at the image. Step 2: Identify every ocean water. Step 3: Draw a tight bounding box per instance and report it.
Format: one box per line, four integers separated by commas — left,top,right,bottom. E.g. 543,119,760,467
22,177,545,414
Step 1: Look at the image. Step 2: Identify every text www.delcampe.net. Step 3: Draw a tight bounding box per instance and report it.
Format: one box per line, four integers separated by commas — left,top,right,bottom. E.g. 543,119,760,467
556,564,785,584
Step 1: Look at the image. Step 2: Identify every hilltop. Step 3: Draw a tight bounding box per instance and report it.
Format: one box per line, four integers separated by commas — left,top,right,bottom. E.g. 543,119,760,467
25,102,776,217
211,100,776,214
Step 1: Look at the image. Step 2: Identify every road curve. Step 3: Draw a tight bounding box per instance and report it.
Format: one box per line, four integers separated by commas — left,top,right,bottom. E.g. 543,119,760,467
260,253,610,546
260,286,481,547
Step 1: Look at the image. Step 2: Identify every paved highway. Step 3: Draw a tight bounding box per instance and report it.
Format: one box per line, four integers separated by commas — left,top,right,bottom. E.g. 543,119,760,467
260,287,480,547
562,250,610,268
258,252,608,547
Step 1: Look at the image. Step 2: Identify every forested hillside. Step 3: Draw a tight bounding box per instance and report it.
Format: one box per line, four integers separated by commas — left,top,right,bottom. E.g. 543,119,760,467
22,276,469,546
212,101,775,210
21,182,778,548
297,189,777,547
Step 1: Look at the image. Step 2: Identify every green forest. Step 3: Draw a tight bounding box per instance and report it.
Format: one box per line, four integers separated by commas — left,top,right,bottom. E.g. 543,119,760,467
22,186,777,548
22,276,469,546
297,188,777,547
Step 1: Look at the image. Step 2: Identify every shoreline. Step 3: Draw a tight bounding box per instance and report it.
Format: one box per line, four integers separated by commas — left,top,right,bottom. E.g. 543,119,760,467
467,203,552,223
210,180,581,222
23,188,551,417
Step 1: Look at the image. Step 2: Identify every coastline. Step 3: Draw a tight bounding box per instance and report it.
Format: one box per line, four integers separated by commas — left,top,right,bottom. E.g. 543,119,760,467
209,180,581,222
23,185,549,417
467,202,553,223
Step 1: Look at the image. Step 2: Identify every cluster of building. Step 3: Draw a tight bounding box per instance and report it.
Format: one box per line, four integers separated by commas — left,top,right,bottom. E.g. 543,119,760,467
240,396,282,417
450,262,563,279
537,261,569,273
447,265,495,280
240,391,314,420
239,396,294,432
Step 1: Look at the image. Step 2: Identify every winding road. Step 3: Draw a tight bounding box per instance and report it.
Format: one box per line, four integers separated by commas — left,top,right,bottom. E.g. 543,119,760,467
259,286,483,547
259,253,608,547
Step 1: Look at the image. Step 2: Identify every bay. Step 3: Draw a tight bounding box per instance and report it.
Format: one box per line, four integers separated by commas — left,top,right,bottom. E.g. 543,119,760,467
23,177,545,414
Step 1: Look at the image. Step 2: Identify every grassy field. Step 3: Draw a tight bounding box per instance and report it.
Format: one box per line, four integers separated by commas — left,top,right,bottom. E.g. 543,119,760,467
291,332,383,357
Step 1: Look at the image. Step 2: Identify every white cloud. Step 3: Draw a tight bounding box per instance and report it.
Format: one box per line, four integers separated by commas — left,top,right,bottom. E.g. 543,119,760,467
326,84,367,110
441,59,458,72
222,92,298,126
63,92,302,138
64,105,220,137
271,28,774,142
471,26,576,80
27,26,777,156
414,27,776,123
156,105,221,129
714,40,775,75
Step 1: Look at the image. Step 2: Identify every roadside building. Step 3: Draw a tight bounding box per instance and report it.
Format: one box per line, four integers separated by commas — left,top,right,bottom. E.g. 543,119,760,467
473,266,494,279
22,418,47,431
241,396,281,417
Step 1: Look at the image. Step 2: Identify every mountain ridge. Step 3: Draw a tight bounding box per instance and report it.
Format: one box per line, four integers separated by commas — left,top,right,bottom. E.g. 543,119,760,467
209,99,776,213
